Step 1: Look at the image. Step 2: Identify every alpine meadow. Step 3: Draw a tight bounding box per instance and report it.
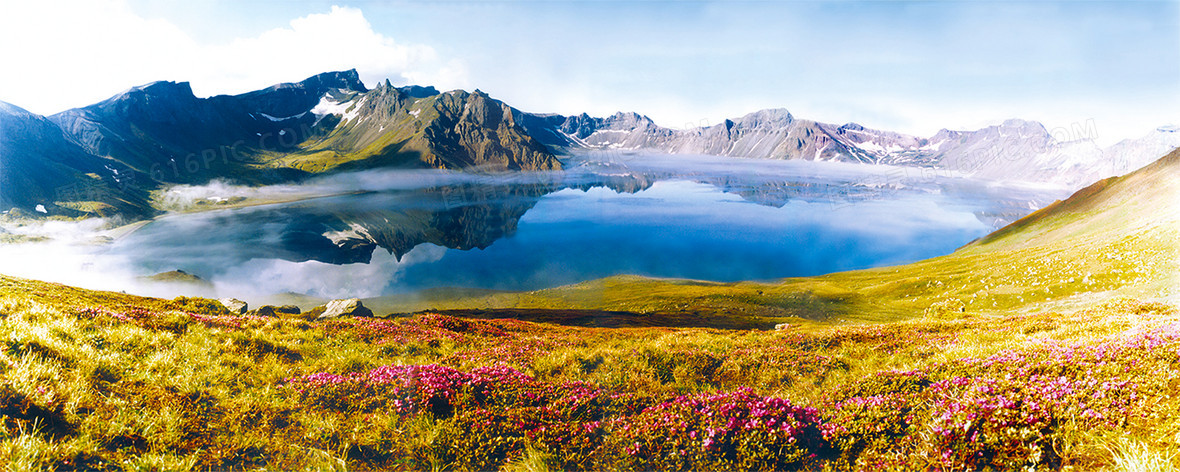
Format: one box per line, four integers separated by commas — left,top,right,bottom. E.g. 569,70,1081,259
1,1,1179,471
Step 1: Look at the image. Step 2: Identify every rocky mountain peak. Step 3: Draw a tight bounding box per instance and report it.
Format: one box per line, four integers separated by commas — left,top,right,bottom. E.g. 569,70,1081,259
994,119,1050,139
458,90,507,128
838,122,865,133
1000,118,1038,128
400,85,439,99
120,81,198,104
735,108,794,129
301,69,367,94
604,112,657,130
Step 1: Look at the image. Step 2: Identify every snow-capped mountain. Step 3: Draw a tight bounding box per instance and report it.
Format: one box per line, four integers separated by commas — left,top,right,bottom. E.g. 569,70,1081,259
48,70,559,185
522,110,1179,189
1,68,1175,219
295,81,559,172
0,70,559,216
1097,126,1180,181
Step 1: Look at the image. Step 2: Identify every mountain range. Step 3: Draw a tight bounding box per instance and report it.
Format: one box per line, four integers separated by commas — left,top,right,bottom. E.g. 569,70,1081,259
1,70,559,217
1,69,1177,218
519,109,1180,188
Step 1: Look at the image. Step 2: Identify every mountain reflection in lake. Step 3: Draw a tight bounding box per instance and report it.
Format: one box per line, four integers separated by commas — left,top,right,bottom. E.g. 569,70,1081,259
92,152,1068,299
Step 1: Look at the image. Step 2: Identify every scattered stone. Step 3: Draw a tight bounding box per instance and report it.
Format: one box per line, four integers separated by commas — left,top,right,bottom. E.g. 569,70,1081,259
274,305,301,315
774,323,791,330
317,298,373,319
303,306,327,320
251,305,301,317
219,298,248,315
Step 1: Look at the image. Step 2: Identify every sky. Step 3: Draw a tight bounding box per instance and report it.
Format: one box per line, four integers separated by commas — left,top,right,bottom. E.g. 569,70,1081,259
0,0,1177,145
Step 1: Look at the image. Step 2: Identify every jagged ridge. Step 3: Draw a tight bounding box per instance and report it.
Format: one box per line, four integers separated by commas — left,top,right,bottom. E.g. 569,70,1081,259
521,110,1180,189
0,71,562,216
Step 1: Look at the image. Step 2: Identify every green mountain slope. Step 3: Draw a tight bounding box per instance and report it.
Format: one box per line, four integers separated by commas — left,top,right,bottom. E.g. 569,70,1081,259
265,82,560,172
49,78,338,184
0,71,563,219
966,148,1179,251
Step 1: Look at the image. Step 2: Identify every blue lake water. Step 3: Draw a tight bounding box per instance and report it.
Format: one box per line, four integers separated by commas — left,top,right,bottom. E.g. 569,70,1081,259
397,181,984,290
92,153,1067,299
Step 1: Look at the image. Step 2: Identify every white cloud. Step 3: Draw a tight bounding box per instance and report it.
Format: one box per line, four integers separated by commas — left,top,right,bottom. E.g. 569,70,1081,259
0,1,467,115
201,5,468,96
0,0,194,113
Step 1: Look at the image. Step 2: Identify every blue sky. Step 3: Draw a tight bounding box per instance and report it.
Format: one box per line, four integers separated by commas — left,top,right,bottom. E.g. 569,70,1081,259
1,0,1177,144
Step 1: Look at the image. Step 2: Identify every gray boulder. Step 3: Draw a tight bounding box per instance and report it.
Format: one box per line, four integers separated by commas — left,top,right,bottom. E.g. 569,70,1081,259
253,304,302,317
219,298,248,315
275,305,301,315
317,298,373,319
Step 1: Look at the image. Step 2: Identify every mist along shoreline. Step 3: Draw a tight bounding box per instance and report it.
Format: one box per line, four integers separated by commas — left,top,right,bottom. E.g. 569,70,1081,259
97,188,376,243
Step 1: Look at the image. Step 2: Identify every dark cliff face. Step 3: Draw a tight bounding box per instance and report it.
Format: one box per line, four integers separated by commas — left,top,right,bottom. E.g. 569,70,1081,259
47,72,373,184
229,70,369,118
52,81,238,177
294,85,562,173
422,90,560,171
513,112,582,149
0,71,564,220
0,102,152,217
558,113,601,140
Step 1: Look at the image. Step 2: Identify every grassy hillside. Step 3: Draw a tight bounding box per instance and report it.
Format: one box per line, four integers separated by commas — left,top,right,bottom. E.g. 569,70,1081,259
0,150,1176,470
0,276,1177,470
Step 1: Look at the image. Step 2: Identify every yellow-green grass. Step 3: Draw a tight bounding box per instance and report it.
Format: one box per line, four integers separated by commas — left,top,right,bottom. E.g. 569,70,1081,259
0,280,1177,470
258,94,444,173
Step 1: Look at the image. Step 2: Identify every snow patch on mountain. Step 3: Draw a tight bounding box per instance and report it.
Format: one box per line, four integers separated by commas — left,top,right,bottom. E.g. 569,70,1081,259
259,111,308,122
311,94,357,123
528,109,1180,190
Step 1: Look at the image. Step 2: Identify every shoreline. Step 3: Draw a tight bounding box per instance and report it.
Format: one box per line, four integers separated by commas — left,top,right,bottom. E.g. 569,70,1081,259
103,189,373,240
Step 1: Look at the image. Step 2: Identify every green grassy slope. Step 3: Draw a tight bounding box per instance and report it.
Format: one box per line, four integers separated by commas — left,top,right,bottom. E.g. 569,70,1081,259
268,85,561,173
968,147,1179,251
0,271,1177,469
